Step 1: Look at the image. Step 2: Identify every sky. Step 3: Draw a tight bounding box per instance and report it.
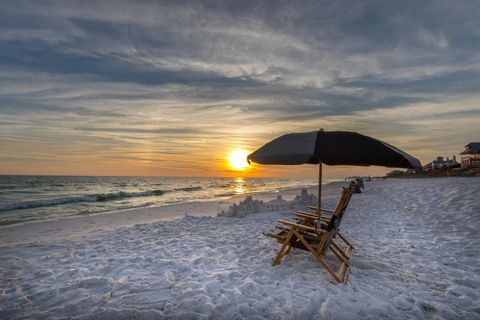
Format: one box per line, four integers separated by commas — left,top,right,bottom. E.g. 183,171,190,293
1,0,479,178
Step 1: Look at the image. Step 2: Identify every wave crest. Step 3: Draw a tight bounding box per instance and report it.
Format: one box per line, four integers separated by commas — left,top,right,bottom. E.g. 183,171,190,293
174,186,202,192
0,189,167,212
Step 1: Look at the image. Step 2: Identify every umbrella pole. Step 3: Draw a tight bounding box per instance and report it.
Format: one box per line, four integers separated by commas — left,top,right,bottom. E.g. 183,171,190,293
317,162,322,228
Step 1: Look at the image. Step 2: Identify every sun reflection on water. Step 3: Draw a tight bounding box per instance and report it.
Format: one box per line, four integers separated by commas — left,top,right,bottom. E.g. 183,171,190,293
233,177,248,194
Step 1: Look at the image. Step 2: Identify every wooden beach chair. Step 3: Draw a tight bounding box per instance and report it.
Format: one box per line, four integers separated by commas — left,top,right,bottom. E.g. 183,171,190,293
293,189,353,239
265,187,354,283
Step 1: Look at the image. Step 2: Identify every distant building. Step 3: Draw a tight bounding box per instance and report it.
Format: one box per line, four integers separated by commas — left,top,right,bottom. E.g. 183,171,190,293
460,142,480,168
386,170,404,177
422,155,459,171
404,169,417,175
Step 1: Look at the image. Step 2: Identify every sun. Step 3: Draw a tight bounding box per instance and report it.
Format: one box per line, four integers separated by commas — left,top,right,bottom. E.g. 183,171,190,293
228,149,249,171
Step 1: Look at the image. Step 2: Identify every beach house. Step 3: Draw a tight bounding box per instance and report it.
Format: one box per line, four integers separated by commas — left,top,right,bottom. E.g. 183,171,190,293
460,142,480,168
422,155,459,171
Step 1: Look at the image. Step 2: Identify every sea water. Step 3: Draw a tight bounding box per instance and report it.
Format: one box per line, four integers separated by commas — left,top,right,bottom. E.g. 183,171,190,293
0,176,318,226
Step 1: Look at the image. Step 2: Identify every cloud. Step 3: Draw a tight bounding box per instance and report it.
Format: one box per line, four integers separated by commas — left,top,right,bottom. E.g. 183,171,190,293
1,0,480,176
74,126,205,135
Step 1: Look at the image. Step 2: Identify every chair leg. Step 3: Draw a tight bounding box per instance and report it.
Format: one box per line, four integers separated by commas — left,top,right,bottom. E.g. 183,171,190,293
269,226,353,284
330,240,350,264
285,244,293,255
291,228,343,283
272,229,294,266
318,256,344,283
337,244,353,284
337,231,354,250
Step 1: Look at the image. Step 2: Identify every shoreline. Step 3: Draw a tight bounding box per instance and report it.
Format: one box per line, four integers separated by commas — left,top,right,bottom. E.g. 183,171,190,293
0,183,341,247
2,177,477,246
0,177,323,228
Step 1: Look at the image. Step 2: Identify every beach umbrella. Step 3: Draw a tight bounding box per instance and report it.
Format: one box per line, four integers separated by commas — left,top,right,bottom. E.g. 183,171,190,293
247,129,421,222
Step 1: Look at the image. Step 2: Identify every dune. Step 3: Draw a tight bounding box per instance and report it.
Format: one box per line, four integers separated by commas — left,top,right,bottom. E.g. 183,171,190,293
0,178,479,319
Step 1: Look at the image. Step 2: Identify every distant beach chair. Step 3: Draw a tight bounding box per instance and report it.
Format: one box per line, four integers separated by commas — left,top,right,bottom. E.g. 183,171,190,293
264,187,354,283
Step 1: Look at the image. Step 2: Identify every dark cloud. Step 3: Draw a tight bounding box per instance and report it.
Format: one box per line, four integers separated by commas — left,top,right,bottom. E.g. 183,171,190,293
1,0,480,172
0,40,266,88
0,97,126,118
336,69,480,95
74,127,205,135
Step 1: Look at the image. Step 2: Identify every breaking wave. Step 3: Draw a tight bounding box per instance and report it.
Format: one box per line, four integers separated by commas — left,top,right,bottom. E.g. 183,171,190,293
174,186,202,192
0,189,167,212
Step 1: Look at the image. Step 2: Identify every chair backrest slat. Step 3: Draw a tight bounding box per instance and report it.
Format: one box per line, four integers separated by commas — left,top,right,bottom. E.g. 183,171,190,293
321,187,353,251
326,187,353,231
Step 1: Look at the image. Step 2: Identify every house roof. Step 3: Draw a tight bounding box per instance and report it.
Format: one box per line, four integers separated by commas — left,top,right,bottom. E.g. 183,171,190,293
461,142,480,154
422,161,433,168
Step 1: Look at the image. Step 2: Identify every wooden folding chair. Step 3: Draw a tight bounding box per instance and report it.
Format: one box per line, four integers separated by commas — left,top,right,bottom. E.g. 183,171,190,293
293,188,353,238
265,187,354,283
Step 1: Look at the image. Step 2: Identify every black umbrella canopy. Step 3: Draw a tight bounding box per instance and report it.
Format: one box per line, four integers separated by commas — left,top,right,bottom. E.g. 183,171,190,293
248,130,421,170
247,129,421,226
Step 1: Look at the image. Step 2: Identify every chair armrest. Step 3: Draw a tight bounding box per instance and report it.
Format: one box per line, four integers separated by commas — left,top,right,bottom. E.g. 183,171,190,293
278,219,326,233
295,210,318,217
307,206,334,214
263,232,286,241
294,212,329,222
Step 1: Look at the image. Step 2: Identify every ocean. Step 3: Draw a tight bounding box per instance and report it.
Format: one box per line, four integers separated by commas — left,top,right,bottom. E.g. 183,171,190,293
0,176,318,226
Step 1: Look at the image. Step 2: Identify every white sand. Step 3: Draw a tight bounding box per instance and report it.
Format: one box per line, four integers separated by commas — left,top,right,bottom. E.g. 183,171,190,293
1,178,479,319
